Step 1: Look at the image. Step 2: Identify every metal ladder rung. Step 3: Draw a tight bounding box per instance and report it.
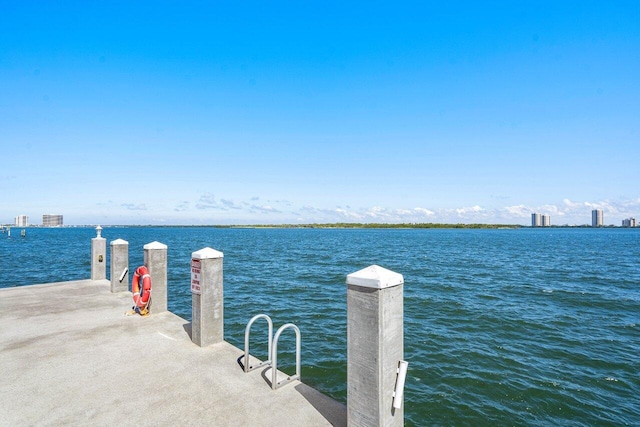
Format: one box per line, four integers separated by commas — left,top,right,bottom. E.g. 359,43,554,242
271,323,301,390
243,314,273,373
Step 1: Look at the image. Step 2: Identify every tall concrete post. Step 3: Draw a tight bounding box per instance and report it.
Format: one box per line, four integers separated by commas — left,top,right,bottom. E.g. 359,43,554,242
346,265,404,427
109,239,129,293
91,225,106,280
191,247,224,347
144,241,168,314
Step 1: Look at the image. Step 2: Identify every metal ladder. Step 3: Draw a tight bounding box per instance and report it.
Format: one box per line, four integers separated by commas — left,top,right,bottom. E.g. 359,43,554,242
243,314,301,390
243,314,273,373
271,323,301,390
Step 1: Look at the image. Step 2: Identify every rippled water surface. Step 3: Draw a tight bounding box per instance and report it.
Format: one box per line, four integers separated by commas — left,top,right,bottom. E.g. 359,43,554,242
2,227,639,425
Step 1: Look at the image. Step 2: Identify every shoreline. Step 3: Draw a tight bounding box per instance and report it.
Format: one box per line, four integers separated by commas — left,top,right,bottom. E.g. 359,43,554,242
3,223,636,229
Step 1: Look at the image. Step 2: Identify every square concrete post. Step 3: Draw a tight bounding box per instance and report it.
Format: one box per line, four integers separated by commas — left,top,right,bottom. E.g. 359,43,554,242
91,226,106,280
191,247,224,347
144,241,168,314
109,239,129,293
346,265,404,427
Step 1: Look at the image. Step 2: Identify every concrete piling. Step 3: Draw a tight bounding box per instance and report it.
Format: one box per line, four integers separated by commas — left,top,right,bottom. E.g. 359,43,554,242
109,239,129,293
91,226,106,280
191,247,224,347
144,241,168,314
346,265,404,427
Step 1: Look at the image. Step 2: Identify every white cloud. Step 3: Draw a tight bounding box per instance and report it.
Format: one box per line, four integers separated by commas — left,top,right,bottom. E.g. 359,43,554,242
110,193,640,226
174,201,190,212
195,193,219,210
504,204,531,217
414,208,435,217
220,199,243,210
562,198,583,209
313,206,437,223
563,198,640,216
250,204,281,214
538,204,563,216
335,208,365,220
456,205,485,216
121,203,147,211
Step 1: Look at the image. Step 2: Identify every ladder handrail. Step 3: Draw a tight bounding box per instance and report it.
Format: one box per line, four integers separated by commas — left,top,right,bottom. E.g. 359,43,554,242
243,314,273,373
271,323,301,390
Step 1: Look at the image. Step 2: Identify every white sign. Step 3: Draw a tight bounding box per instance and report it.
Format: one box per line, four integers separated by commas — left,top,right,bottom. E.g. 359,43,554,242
191,259,201,294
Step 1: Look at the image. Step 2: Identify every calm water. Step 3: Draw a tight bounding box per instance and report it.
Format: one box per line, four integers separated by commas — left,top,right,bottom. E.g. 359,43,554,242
1,227,639,426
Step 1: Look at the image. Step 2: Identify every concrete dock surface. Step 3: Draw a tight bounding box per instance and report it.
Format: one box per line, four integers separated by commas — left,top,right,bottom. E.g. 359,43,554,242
0,280,347,426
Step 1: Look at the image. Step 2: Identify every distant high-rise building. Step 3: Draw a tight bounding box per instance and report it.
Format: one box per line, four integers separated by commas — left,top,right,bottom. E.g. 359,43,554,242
531,213,541,227
622,217,636,227
531,213,550,227
42,214,63,227
592,209,603,227
15,215,28,227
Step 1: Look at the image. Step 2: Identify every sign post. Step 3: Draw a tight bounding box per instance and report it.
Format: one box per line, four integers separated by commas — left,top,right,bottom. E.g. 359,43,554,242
191,259,201,295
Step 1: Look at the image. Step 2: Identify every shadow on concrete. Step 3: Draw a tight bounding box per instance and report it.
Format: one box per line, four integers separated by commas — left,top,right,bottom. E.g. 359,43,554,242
182,322,192,339
261,366,274,388
237,355,246,372
295,384,347,427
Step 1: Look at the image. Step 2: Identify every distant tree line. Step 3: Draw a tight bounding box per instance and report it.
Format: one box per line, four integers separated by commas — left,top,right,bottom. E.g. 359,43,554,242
220,223,522,229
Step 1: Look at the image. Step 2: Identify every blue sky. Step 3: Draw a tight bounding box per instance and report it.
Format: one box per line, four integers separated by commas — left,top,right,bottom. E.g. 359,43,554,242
1,1,639,225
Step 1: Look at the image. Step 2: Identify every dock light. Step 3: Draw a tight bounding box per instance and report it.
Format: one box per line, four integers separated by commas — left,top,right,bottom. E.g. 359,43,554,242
392,360,409,409
118,268,129,283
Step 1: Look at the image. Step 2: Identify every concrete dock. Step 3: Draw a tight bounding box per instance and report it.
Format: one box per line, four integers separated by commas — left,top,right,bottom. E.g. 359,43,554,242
0,280,347,426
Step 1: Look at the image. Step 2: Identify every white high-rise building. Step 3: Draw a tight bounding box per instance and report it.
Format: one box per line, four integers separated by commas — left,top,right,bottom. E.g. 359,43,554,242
42,214,63,227
15,215,29,227
622,217,636,227
531,213,550,227
531,213,541,227
592,209,603,227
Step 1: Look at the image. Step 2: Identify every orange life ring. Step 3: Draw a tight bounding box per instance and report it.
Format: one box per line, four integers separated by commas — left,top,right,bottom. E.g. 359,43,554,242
131,266,152,308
